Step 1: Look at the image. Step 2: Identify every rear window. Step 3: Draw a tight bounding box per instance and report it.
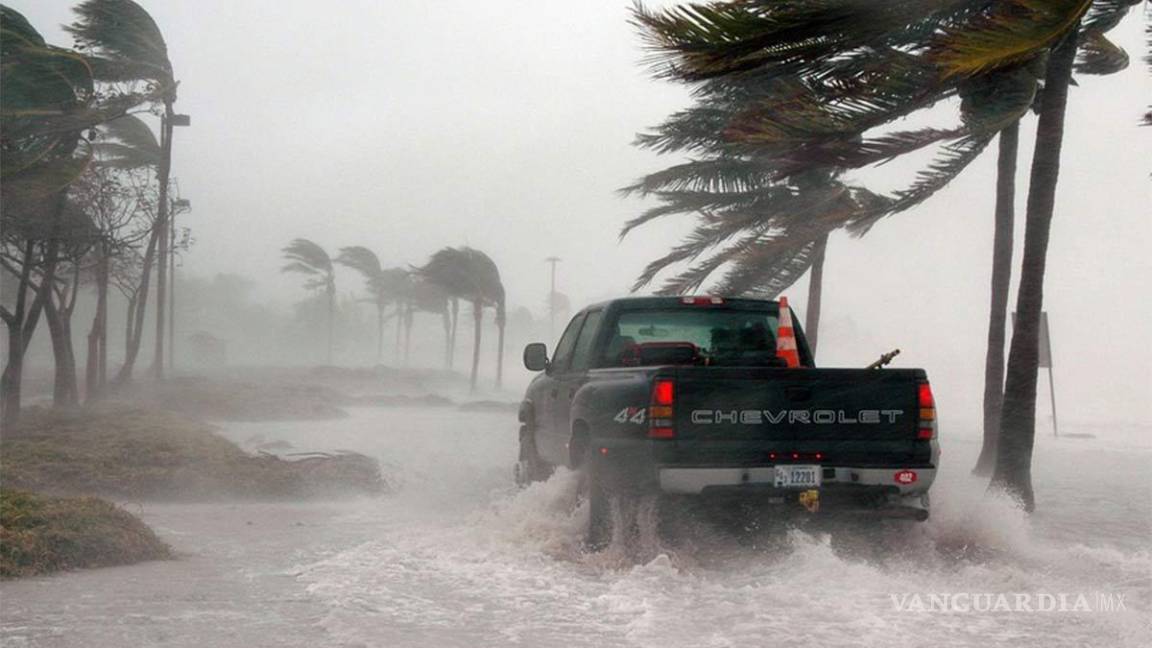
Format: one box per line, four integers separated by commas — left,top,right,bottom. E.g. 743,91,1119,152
601,308,801,368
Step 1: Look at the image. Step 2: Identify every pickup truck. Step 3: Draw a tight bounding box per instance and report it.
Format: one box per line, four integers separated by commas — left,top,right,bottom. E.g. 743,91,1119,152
516,296,938,548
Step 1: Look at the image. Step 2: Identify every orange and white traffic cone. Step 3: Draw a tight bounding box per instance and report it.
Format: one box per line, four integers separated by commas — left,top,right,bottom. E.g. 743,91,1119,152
776,296,801,368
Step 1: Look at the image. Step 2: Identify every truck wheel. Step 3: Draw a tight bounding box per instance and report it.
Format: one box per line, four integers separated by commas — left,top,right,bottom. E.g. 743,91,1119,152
578,446,613,551
514,425,553,487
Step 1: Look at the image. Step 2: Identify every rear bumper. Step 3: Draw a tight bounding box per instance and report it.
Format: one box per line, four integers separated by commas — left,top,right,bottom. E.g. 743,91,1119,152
656,465,934,520
658,465,935,495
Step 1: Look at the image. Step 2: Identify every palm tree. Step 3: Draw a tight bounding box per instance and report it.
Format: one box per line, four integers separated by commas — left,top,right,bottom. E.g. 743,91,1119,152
336,246,391,361
416,247,506,391
973,1,1138,475
405,277,452,366
631,0,1127,507
282,239,336,364
67,0,180,381
991,27,1086,510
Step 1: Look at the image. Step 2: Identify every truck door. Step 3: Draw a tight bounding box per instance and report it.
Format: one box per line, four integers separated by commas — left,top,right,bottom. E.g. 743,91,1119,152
535,313,584,463
552,310,603,463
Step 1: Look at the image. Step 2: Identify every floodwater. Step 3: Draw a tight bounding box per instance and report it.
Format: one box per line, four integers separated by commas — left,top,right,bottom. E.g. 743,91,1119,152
2,406,1149,647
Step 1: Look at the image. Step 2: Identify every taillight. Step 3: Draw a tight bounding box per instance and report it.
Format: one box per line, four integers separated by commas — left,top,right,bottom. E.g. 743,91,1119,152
918,381,936,440
649,378,675,438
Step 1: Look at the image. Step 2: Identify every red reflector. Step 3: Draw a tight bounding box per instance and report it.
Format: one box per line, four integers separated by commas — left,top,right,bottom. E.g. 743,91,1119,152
648,427,675,439
894,469,918,485
918,383,935,408
917,427,934,440
599,447,609,455
652,379,675,406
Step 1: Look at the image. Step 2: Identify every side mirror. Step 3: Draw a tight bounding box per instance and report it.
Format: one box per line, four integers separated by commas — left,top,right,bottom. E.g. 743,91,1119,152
523,342,549,372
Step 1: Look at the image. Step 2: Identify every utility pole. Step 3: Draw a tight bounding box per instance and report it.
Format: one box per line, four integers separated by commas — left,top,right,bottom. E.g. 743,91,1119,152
545,256,561,340
153,108,190,380
168,197,191,372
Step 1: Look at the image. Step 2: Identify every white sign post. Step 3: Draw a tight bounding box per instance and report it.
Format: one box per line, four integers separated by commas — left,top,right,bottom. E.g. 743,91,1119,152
1013,311,1058,437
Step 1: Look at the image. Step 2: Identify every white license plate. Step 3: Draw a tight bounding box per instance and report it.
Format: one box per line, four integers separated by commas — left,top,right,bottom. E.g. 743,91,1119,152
774,465,821,489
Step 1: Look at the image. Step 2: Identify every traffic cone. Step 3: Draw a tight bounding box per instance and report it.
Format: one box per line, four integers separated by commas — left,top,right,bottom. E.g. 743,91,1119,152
776,296,801,368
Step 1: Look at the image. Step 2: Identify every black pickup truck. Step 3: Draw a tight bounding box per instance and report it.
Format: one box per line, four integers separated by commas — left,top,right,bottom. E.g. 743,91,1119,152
516,296,938,547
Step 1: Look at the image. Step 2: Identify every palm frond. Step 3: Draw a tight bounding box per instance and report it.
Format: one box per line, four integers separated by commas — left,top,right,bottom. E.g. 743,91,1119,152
926,0,1092,78
709,236,821,298
65,0,172,84
849,133,993,235
631,0,970,81
335,246,384,281
1074,30,1129,75
281,238,332,273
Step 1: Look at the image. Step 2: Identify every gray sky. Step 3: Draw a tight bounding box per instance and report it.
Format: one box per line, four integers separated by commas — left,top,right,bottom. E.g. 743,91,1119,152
11,1,1151,428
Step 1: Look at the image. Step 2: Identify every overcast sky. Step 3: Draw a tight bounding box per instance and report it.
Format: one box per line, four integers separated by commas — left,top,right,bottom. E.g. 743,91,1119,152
11,1,1151,428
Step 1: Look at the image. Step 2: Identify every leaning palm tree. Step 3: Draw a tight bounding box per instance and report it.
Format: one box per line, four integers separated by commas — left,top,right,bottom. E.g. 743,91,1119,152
631,0,1120,509
282,239,336,364
973,1,1138,475
404,277,452,366
67,0,180,380
416,247,506,391
336,246,395,361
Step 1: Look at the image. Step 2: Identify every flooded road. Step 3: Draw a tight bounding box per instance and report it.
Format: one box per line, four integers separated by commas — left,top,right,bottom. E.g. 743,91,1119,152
2,407,1149,647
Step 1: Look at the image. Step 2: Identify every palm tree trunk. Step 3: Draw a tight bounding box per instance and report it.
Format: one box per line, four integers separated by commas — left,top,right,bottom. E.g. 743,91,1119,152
974,122,1020,476
404,306,413,366
449,297,459,370
495,301,506,389
394,303,403,364
326,286,334,365
804,233,829,357
152,104,174,380
376,301,384,363
470,300,483,392
442,308,452,367
991,29,1080,512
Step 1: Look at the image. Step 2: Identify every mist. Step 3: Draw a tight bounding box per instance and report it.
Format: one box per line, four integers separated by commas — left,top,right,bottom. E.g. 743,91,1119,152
2,2,1149,647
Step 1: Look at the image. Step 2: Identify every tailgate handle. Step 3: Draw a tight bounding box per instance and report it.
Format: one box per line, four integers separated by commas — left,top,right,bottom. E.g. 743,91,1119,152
785,386,812,402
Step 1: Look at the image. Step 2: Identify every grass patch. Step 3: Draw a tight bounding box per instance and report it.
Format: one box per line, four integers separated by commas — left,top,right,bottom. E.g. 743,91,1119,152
1,406,385,500
133,376,349,421
0,489,172,578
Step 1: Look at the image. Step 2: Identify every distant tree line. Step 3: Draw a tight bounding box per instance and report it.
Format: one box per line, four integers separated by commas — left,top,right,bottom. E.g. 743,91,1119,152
282,240,506,392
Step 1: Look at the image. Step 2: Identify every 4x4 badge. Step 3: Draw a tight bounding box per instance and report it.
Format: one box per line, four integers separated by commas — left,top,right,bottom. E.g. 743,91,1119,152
614,407,646,424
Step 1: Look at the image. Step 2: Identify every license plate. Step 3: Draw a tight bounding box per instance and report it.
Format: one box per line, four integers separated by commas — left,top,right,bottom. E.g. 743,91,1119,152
774,465,821,489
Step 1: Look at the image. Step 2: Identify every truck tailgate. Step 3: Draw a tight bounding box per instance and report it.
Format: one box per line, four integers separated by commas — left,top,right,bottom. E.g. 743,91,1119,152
660,367,929,467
